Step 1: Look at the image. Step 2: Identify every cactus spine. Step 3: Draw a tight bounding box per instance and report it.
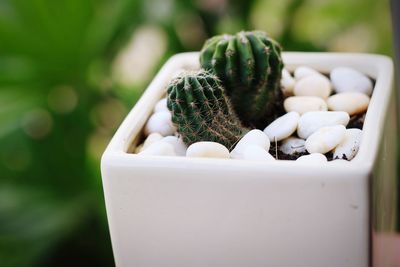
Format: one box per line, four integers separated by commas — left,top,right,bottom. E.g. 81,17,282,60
167,70,248,149
200,30,284,127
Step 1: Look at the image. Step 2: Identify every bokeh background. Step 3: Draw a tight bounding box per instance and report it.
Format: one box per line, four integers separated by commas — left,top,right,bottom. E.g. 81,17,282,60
0,0,396,266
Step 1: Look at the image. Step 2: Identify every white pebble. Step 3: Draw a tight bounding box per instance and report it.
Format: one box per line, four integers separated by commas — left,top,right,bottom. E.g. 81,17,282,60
294,74,332,99
297,111,350,139
284,96,328,115
230,130,270,159
296,153,327,163
330,67,373,96
242,145,275,161
138,142,176,156
281,68,296,96
327,92,370,116
144,111,176,136
263,112,300,142
294,66,321,80
333,128,362,160
186,141,230,158
161,136,187,156
141,132,163,151
154,98,169,113
280,137,306,155
305,125,346,154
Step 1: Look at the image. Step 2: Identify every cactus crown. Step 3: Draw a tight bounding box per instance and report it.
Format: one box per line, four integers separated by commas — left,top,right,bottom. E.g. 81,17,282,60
167,70,248,149
200,30,284,128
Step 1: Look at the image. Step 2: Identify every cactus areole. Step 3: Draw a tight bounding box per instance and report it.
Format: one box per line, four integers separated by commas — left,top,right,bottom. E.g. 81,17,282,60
167,70,249,149
200,31,284,128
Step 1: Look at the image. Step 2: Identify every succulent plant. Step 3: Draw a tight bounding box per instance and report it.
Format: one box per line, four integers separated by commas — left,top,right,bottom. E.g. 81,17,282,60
200,30,284,127
167,70,248,149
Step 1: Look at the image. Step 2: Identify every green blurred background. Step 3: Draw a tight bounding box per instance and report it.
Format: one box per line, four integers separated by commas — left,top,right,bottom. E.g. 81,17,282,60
0,0,395,266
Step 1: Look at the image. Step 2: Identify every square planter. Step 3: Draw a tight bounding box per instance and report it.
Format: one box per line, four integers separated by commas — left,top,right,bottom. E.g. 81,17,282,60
101,52,397,267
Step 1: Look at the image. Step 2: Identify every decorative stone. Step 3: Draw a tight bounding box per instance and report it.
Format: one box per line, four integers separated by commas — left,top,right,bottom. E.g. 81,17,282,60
281,68,296,96
284,96,328,115
294,66,321,80
294,74,332,99
141,132,163,151
230,130,270,159
186,141,230,158
154,98,169,113
296,153,328,163
297,111,350,139
161,136,187,156
138,141,176,156
263,112,300,142
280,137,306,155
144,111,176,136
333,128,362,160
327,92,370,115
330,67,373,96
242,145,276,161
305,125,346,154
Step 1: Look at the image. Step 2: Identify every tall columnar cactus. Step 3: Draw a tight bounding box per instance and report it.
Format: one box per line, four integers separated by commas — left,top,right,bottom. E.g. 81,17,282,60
200,30,284,127
167,70,248,149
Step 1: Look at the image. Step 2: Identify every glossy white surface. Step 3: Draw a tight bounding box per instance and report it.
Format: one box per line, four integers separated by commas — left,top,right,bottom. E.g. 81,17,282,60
101,52,396,267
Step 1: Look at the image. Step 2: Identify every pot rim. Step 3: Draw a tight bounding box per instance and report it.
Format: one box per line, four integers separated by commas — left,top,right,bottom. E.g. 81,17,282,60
101,52,394,176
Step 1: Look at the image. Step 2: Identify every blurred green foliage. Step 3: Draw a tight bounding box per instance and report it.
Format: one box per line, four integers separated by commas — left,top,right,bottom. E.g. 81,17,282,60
0,0,394,266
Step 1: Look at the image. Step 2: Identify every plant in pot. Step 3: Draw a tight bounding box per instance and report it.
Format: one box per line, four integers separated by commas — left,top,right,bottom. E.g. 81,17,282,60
101,30,397,267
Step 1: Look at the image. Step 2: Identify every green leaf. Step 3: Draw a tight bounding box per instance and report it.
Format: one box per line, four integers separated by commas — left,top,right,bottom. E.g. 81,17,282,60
0,87,43,139
0,184,92,267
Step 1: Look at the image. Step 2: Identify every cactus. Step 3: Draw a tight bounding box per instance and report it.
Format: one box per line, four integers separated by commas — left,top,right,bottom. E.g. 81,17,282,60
167,70,248,149
200,30,284,127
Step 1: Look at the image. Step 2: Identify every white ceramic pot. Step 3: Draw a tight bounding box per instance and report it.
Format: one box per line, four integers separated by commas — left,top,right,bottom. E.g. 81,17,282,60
101,52,397,267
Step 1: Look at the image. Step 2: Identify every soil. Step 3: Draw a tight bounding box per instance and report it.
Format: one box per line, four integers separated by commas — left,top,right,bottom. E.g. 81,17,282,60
347,113,365,129
268,141,308,160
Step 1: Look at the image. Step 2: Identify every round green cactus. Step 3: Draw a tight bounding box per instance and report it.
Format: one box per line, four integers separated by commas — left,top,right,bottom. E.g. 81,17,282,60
200,30,284,127
167,70,248,149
